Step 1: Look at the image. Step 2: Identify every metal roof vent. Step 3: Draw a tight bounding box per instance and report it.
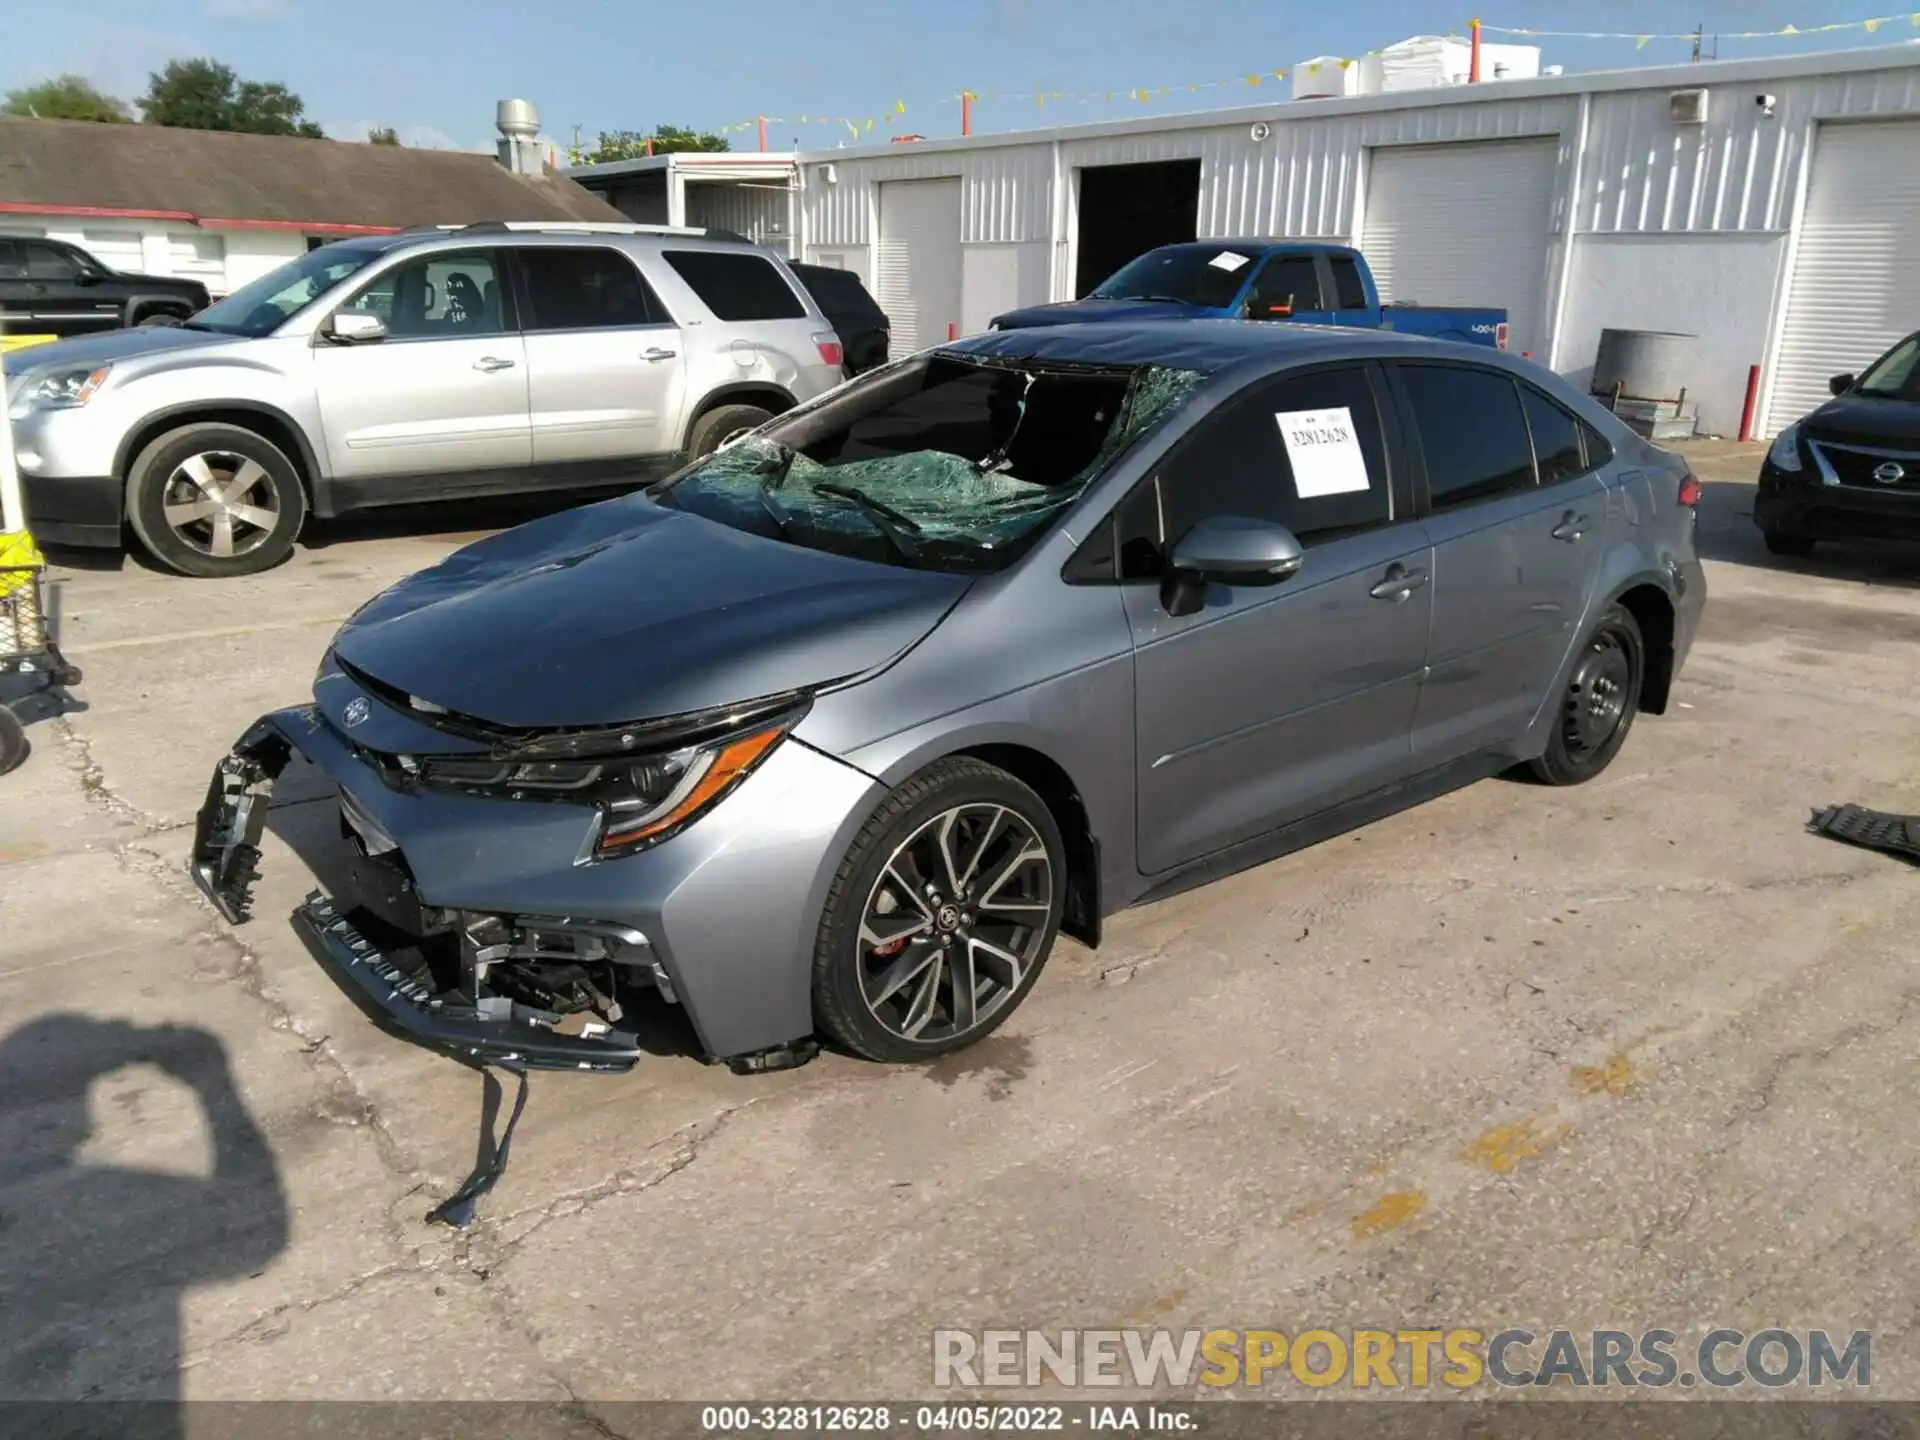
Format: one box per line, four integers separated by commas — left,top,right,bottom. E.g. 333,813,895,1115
495,99,545,174
1669,88,1709,124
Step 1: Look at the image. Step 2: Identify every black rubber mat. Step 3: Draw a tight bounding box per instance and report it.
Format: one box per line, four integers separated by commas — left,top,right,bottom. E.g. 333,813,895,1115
1808,804,1920,863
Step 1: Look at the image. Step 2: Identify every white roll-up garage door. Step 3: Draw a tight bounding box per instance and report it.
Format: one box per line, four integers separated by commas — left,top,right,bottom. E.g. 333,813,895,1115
876,178,962,357
1763,119,1920,437
1362,138,1559,359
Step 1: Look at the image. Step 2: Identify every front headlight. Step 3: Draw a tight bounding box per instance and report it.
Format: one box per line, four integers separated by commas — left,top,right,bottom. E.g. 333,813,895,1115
384,693,808,861
12,364,112,416
1768,423,1804,473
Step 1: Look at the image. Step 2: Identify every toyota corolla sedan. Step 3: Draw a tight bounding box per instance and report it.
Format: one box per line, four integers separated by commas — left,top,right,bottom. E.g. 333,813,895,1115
192,322,1705,1076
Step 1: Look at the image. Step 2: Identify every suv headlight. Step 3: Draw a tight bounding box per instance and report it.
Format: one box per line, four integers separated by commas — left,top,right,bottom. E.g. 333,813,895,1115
11,364,112,416
1768,423,1804,473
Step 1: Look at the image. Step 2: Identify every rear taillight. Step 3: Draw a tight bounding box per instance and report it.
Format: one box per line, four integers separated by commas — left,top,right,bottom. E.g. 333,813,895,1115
1495,321,1510,351
1677,472,1702,507
813,332,844,368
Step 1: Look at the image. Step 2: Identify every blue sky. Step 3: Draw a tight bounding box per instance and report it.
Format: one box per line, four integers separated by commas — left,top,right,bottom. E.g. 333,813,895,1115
4,0,1916,150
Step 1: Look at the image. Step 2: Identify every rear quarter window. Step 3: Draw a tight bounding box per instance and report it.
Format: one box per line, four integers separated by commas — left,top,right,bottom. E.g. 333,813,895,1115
663,250,807,322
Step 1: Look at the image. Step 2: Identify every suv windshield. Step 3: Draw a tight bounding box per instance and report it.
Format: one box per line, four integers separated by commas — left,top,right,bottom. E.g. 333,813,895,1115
187,244,386,337
1856,334,1920,401
1090,244,1260,309
655,353,1204,574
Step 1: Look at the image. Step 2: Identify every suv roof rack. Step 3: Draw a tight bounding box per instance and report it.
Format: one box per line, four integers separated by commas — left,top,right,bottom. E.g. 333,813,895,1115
401,220,751,238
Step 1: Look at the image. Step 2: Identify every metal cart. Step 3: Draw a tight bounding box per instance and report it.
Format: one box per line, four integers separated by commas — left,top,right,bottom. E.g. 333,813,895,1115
0,341,82,775
0,539,82,774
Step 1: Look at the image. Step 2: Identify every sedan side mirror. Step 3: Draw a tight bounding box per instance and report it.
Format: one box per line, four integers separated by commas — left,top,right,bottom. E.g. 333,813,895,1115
1162,515,1305,616
1828,372,1855,397
325,308,389,345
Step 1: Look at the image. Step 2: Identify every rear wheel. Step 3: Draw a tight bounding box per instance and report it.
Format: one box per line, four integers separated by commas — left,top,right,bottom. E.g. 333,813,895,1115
686,403,775,460
1529,603,1645,786
1762,523,1815,558
812,758,1065,1063
125,423,307,578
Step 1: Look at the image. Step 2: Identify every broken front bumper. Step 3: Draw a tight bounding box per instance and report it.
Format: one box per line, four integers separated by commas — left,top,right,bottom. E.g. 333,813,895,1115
188,713,645,1073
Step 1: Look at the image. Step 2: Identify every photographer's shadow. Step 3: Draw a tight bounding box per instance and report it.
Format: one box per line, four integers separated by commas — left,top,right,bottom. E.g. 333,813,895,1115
0,1015,289,1432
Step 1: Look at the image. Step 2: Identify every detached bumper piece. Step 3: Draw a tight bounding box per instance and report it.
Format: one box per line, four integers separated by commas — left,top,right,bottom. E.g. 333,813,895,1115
296,892,643,1073
189,719,292,924
1809,804,1920,865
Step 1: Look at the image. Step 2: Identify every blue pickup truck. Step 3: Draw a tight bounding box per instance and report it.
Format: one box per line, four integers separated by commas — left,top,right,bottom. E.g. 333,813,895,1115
989,240,1509,349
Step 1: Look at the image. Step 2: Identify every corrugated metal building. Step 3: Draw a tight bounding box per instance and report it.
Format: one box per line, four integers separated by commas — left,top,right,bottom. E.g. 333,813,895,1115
790,43,1920,438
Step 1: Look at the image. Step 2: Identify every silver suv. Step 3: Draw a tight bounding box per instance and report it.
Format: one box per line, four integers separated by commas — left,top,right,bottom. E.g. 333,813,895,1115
6,222,847,577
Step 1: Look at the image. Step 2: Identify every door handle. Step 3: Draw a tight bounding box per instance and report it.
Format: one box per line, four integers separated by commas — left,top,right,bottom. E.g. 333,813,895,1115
473,356,516,373
642,347,678,363
1369,564,1429,603
1551,511,1590,542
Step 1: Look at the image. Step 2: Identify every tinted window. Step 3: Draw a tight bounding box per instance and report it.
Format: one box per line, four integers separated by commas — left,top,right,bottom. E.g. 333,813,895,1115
519,247,664,330
25,243,82,281
1328,256,1369,310
351,252,506,338
794,265,885,329
663,250,806,321
0,240,21,279
1247,256,1322,317
1521,385,1585,484
1151,365,1392,561
1399,364,1535,510
1578,419,1614,469
1859,334,1920,400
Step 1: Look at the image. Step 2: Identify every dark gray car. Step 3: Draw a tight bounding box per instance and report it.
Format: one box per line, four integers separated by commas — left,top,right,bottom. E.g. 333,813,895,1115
191,321,1706,1076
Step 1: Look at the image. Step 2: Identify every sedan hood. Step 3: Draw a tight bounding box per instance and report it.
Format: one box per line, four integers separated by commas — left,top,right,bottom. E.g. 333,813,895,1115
330,494,971,730
992,297,1215,330
1804,392,1920,447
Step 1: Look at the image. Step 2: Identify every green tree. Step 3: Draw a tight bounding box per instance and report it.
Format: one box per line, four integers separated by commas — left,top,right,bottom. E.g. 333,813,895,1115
367,125,400,145
139,58,324,137
2,75,131,123
583,124,730,163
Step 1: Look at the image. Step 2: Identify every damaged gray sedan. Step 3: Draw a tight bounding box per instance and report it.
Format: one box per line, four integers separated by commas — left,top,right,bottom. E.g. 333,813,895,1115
192,322,1704,1077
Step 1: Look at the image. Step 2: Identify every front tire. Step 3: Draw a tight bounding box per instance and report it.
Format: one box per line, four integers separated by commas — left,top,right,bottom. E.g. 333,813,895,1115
686,403,775,460
125,423,306,578
1530,603,1645,786
812,758,1066,1063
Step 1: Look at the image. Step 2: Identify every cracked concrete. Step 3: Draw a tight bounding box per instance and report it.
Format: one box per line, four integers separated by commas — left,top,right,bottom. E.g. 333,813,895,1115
4,444,1920,1402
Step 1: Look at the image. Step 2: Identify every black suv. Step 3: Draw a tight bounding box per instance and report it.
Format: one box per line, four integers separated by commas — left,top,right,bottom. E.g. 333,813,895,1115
1756,330,1920,556
788,262,890,376
0,236,211,342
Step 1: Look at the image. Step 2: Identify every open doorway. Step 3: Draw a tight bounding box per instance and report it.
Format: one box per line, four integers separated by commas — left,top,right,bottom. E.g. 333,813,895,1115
1073,159,1201,297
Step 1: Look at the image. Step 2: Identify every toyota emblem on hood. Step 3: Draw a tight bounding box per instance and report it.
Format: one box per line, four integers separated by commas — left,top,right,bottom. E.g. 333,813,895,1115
1874,462,1906,485
342,696,372,728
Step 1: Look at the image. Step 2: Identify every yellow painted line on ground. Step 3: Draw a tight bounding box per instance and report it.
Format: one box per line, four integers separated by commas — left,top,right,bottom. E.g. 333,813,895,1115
61,613,350,656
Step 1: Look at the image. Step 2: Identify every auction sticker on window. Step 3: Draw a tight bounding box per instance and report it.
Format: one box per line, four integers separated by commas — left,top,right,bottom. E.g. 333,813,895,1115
1209,251,1251,272
1276,407,1370,498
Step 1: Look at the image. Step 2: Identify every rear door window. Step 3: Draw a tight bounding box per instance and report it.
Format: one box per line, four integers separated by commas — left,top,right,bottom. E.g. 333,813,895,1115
0,240,22,279
1328,256,1369,310
662,250,807,321
1520,384,1587,485
1397,363,1537,510
517,247,668,330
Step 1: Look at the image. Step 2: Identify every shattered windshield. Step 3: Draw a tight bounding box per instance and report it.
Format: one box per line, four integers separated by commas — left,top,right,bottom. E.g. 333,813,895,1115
655,353,1205,573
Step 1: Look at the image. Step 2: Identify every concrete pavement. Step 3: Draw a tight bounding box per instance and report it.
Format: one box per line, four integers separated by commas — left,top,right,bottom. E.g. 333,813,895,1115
3,445,1919,1413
